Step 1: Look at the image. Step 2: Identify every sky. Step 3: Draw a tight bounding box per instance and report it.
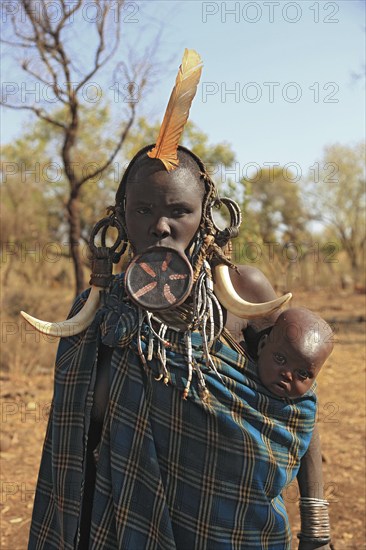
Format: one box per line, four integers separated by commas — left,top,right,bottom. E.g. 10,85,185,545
1,0,365,187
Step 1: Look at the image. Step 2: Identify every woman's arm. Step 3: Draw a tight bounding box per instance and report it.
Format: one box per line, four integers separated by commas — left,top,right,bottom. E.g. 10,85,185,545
297,424,325,500
297,425,331,550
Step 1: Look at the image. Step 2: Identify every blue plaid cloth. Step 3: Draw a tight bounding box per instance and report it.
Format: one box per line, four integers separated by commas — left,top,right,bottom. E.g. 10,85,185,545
29,275,317,549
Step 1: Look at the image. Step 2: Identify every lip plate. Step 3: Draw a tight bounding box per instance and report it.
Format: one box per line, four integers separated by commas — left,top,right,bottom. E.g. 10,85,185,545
125,246,193,311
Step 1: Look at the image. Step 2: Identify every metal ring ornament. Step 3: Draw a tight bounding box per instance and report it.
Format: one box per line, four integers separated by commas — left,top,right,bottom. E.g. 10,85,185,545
89,216,125,256
210,197,242,233
210,197,242,245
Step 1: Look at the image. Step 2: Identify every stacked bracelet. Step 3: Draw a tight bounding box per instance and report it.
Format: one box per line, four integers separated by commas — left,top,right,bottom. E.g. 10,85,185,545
297,497,331,545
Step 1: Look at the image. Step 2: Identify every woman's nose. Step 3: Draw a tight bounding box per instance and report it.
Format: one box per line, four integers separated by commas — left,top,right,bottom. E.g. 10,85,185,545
151,217,171,239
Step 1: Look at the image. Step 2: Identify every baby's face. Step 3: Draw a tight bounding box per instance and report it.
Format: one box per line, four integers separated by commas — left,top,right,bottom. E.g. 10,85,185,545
257,334,324,399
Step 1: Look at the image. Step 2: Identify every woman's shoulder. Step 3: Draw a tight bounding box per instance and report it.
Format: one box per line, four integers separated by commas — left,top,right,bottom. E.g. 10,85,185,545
230,265,278,302
223,265,279,339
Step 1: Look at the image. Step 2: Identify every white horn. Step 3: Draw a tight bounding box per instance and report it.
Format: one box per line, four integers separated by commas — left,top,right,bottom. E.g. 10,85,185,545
213,264,292,319
20,286,100,337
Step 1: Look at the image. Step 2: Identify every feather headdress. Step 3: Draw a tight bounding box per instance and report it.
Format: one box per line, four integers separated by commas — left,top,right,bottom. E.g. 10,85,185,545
147,49,203,171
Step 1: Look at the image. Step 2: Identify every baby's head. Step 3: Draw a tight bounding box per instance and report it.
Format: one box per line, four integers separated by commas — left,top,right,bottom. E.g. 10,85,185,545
257,307,334,398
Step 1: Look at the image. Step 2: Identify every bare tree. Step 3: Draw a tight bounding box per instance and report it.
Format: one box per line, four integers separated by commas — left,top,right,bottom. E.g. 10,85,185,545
306,142,366,278
1,0,155,294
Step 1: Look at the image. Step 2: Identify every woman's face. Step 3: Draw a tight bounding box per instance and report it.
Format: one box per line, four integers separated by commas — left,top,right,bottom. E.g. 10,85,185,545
125,161,204,255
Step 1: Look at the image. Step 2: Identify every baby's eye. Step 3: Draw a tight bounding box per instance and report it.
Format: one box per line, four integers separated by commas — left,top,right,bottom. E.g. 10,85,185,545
273,353,286,365
297,370,310,380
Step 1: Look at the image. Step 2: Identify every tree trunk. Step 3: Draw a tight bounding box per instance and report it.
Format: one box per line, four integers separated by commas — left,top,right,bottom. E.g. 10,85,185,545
67,195,85,296
342,238,359,275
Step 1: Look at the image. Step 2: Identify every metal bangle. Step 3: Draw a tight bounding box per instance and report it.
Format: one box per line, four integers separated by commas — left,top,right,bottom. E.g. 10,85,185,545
298,497,331,542
297,534,331,545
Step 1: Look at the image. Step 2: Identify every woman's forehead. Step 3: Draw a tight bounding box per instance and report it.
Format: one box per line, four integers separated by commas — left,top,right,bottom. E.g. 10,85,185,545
126,162,204,199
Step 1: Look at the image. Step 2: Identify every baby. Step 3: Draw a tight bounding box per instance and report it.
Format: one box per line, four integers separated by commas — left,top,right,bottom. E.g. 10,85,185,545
254,307,334,399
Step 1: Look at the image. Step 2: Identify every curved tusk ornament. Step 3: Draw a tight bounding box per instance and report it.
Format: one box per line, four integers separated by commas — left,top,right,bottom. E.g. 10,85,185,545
213,264,292,319
20,286,101,337
21,264,292,337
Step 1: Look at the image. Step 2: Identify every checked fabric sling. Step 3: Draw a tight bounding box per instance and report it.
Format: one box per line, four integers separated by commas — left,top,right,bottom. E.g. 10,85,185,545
29,274,316,550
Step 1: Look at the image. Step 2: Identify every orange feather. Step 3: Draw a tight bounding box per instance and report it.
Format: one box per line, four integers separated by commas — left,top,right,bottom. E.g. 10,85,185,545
147,49,203,171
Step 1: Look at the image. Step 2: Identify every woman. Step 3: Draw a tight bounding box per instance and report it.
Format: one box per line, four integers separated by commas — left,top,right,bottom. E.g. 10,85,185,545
26,51,331,549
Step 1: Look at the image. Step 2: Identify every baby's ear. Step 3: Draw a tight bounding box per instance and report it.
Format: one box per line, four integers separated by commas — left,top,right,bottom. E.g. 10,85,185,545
257,334,268,356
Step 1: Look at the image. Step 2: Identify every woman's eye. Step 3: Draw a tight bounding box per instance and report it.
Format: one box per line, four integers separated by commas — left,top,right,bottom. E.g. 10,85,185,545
172,208,188,217
297,370,310,380
136,207,151,215
273,353,286,365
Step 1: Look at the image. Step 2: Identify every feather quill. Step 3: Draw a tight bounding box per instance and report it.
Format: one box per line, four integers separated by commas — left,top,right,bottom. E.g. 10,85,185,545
147,49,203,171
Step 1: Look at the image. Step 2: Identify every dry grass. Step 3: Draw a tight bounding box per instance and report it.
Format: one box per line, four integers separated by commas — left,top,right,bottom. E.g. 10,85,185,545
1,261,78,375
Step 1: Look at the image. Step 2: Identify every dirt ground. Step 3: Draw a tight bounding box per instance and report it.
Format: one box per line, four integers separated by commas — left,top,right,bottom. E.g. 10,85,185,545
1,290,365,549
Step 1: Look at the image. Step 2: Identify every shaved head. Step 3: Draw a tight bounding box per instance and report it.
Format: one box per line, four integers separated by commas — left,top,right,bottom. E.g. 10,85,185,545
270,307,334,363
126,149,205,200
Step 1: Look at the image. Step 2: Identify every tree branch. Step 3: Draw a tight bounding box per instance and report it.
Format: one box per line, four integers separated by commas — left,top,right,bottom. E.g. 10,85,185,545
0,102,67,129
77,103,136,188
76,1,123,92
